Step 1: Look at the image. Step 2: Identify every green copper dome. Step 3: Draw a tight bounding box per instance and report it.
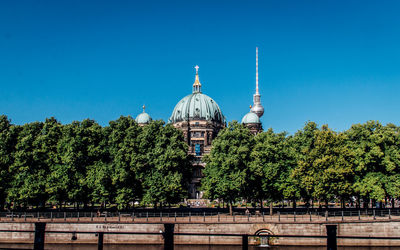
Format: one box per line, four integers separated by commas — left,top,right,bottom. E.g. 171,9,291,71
136,105,152,124
168,92,225,124
169,66,225,124
241,111,260,124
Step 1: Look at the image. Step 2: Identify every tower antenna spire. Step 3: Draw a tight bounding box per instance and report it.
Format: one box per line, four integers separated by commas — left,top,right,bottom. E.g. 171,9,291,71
256,47,259,95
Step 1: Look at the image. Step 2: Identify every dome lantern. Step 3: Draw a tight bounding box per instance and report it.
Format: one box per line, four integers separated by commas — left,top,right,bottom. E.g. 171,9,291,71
193,65,202,93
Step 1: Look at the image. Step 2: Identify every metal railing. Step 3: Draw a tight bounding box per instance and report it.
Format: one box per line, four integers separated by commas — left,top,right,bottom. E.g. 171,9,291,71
0,209,398,223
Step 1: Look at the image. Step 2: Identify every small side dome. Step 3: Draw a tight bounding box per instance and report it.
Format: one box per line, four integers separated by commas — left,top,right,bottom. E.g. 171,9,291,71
136,105,152,124
241,111,260,124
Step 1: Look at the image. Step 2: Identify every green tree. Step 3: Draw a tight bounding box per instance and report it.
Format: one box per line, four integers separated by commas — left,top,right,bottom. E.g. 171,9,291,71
8,121,45,208
36,118,64,207
86,161,114,207
202,121,254,215
106,116,142,209
249,128,296,211
347,121,400,207
0,115,18,209
292,123,355,208
57,119,106,209
288,121,319,208
141,122,192,207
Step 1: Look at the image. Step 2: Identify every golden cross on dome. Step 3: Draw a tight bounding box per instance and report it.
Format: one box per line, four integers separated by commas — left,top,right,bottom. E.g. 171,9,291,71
192,65,202,92
142,105,146,112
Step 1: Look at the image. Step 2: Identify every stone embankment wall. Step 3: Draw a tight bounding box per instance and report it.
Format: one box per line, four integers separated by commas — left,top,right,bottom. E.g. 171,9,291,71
1,220,400,246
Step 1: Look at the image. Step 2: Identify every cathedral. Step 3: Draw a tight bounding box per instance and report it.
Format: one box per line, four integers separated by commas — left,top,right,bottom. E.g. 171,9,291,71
135,48,264,199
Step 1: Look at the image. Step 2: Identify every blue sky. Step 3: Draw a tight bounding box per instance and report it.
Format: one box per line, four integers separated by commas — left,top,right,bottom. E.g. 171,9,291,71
1,0,400,134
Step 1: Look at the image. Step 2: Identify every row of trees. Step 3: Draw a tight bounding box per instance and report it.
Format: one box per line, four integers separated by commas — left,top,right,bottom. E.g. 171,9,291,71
0,115,192,210
1,114,399,212
202,121,400,214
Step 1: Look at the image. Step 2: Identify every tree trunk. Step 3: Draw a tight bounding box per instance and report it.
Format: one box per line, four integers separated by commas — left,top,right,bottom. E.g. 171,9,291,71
364,200,368,209
292,198,296,209
229,201,233,216
269,202,273,215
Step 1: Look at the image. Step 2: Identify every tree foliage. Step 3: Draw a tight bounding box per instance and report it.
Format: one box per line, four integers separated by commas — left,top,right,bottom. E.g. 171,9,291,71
249,129,295,205
1,114,400,210
202,121,254,214
1,115,192,209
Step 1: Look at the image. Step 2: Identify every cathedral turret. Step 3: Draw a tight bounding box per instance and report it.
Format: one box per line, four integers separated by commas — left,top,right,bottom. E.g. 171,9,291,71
135,105,152,126
242,105,262,134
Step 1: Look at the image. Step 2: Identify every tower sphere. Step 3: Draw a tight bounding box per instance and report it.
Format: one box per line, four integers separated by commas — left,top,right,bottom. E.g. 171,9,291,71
250,104,264,117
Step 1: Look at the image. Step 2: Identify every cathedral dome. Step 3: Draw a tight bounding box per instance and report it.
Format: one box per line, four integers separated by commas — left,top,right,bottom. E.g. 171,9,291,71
168,92,224,124
168,66,225,124
241,111,260,124
135,105,152,124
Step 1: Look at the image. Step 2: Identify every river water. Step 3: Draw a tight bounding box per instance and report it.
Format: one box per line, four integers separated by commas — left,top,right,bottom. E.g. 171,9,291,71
1,245,400,250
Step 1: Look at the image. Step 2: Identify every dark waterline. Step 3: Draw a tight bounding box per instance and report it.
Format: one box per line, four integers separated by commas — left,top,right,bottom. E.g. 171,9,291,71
2,244,400,250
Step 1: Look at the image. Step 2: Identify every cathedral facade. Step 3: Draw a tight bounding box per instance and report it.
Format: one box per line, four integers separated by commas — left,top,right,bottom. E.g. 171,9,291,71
135,48,264,199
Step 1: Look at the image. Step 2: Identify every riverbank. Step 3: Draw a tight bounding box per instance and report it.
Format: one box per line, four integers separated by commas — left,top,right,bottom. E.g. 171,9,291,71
1,218,400,247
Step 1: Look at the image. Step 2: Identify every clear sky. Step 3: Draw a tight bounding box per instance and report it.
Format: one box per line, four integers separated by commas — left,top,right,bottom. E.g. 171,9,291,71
1,0,400,134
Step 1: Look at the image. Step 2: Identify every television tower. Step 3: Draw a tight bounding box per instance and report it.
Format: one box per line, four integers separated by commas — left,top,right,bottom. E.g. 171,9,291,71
250,47,264,117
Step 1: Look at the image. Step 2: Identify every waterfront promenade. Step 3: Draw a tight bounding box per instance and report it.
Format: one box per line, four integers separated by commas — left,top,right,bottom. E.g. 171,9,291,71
2,209,400,248
0,209,397,223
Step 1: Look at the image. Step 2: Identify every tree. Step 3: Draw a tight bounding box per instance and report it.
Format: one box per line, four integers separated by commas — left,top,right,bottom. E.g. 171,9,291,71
57,119,106,209
0,115,18,209
288,121,319,208
292,123,355,208
202,121,254,215
249,129,295,211
106,116,141,209
347,121,400,207
8,121,45,208
35,118,64,207
86,161,114,207
141,122,192,207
